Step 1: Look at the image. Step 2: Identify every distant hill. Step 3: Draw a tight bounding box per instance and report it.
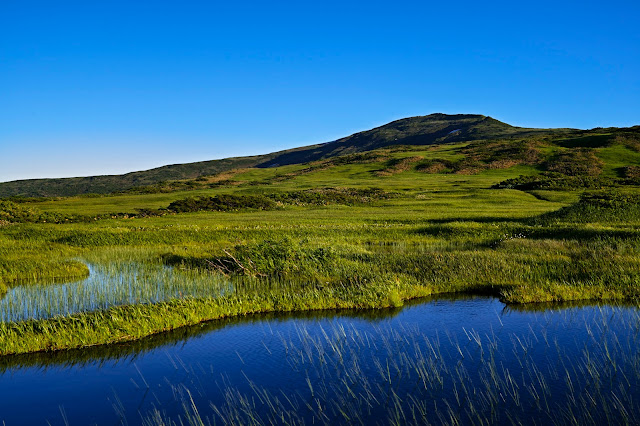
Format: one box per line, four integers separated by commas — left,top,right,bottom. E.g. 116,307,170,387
257,114,564,167
0,154,279,198
0,113,573,197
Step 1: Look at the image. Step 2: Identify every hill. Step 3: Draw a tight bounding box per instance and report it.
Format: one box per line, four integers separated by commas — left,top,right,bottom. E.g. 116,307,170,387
0,153,279,198
0,114,569,197
257,113,562,167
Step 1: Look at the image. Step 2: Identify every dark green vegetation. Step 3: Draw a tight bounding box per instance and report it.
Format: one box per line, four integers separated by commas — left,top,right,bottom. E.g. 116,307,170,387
0,115,639,354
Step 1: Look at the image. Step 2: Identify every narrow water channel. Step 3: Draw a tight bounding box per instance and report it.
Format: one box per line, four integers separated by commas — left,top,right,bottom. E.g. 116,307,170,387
0,295,638,425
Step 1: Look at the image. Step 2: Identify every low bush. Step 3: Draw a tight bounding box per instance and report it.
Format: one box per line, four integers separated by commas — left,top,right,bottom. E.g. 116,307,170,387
535,191,640,223
269,187,393,206
167,194,276,213
545,149,604,176
491,173,617,190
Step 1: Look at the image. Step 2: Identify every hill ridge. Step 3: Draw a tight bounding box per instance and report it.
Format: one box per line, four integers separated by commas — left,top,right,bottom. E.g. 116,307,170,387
0,113,572,197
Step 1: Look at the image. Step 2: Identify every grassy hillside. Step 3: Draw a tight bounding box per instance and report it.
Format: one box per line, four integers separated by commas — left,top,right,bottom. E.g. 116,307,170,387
0,153,279,198
5,123,633,216
257,113,568,167
0,113,571,197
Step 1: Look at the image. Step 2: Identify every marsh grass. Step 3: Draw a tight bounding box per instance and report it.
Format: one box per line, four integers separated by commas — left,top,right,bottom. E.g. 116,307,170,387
0,232,88,290
1,190,640,354
142,304,640,425
0,275,435,355
0,261,233,322
2,220,639,355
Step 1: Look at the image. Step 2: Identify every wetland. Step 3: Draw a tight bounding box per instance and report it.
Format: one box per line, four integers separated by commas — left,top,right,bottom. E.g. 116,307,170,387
2,124,640,424
1,295,639,425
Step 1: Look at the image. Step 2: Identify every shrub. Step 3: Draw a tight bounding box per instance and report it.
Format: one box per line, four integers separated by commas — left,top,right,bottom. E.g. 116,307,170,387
492,173,616,190
622,166,640,179
545,149,604,176
167,194,276,213
269,187,393,206
416,159,455,174
535,191,640,223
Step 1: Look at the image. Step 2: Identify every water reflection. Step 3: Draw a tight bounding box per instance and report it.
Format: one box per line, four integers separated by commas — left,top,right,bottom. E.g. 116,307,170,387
2,293,637,372
0,295,638,425
0,297,429,372
0,262,232,322
503,298,640,312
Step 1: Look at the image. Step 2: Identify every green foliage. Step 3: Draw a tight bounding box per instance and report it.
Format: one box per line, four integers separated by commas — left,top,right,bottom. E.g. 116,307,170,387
492,173,617,190
579,191,640,208
269,187,394,206
0,200,164,224
2,123,640,354
536,191,640,223
461,139,543,168
623,165,640,180
545,149,604,176
375,156,423,176
415,158,456,173
0,201,41,223
554,134,614,148
256,113,547,168
0,196,53,203
167,194,276,213
0,113,571,198
0,200,84,224
417,139,543,175
164,188,394,213
615,130,640,152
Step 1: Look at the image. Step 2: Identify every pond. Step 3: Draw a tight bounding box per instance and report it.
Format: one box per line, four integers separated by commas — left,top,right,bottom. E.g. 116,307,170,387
0,294,639,424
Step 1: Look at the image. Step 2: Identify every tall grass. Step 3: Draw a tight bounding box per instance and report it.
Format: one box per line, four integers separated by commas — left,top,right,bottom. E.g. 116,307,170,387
0,261,233,322
142,303,640,425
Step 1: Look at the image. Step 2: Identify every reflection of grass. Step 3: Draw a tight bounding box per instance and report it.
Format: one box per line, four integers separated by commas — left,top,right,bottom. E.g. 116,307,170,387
0,274,435,355
0,261,235,322
0,301,415,372
144,306,640,425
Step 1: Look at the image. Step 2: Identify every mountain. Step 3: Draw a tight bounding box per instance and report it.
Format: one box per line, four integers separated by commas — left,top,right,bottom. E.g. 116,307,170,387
0,114,570,197
256,114,561,167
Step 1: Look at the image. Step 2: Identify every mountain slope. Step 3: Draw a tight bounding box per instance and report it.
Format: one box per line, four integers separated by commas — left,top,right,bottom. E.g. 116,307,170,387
0,113,570,197
0,153,280,198
257,114,560,167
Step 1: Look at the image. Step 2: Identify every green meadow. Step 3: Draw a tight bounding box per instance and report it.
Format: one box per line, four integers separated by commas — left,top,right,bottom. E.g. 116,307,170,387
1,126,640,354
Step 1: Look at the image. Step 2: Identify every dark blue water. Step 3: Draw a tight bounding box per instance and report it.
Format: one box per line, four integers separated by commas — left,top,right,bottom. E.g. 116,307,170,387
0,295,638,425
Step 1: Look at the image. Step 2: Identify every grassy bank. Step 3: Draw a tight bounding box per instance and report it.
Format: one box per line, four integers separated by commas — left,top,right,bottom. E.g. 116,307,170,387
0,274,435,355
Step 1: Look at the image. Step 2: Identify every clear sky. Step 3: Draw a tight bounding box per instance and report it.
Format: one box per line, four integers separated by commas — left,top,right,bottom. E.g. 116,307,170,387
1,0,639,183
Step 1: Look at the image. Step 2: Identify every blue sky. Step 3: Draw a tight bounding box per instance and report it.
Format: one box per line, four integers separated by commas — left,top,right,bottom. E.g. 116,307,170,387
1,0,639,182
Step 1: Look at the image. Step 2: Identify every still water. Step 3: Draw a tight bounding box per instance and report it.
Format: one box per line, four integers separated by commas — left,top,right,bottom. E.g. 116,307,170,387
0,263,232,322
0,295,638,425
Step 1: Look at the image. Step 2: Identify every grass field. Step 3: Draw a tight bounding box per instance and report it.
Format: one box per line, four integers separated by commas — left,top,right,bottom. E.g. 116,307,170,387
1,131,640,354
